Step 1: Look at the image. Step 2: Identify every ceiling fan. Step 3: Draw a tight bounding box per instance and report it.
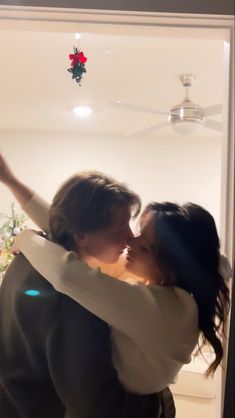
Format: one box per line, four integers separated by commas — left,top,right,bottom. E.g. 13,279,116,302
110,74,223,137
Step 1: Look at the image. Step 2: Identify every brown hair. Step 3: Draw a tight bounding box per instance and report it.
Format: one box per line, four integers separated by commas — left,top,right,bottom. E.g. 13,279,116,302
142,202,230,376
49,171,141,251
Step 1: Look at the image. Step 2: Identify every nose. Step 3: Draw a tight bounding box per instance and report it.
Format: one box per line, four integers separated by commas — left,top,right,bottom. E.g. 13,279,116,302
127,234,138,247
126,225,134,243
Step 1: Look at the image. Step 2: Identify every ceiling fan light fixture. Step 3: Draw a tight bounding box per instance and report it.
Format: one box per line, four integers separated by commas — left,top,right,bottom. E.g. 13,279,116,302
110,74,222,136
169,97,205,134
171,120,204,134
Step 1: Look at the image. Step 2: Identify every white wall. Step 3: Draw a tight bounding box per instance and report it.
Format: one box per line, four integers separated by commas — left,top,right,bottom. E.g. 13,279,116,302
0,129,222,230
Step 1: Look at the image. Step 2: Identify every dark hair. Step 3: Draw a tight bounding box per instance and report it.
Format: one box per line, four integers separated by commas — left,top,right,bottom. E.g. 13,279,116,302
142,202,230,376
49,171,141,250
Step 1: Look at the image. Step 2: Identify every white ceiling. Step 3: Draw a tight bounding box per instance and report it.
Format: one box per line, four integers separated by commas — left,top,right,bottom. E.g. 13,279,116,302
0,27,225,138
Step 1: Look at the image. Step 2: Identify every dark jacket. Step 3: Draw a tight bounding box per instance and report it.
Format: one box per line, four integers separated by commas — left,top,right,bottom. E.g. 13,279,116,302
0,254,162,418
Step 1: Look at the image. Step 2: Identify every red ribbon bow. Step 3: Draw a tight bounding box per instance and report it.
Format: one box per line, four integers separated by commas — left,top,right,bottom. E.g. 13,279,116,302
69,51,87,66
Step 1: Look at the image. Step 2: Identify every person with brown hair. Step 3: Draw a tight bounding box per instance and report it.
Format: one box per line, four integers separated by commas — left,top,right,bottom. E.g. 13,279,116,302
0,154,174,418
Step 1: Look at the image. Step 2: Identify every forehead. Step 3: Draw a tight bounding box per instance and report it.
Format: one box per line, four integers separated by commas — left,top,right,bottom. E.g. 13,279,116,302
141,210,155,228
140,211,156,243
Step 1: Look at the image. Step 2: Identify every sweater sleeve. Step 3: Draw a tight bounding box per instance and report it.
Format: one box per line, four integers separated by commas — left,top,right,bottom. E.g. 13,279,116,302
23,194,50,232
15,230,157,341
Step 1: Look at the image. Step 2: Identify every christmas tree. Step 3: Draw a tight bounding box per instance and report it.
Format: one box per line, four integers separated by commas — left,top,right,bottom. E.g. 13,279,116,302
0,204,27,282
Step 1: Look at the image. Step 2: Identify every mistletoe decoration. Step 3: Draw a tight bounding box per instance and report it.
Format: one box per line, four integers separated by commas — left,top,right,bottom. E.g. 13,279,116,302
68,46,87,86
0,204,27,277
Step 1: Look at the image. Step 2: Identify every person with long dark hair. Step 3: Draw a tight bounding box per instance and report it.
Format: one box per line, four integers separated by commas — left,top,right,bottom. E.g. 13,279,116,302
16,200,230,379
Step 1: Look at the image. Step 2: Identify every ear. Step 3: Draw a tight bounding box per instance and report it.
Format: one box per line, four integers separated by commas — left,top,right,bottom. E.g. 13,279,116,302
73,233,88,247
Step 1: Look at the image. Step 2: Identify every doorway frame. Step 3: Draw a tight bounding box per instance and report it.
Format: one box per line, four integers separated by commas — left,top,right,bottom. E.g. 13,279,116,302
0,5,234,418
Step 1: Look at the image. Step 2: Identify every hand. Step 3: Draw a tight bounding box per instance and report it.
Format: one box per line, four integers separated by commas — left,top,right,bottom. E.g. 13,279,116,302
12,242,20,256
0,153,16,185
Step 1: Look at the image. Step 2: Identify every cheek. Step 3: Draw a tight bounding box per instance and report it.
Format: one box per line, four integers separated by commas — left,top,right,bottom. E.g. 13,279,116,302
87,238,118,255
130,251,148,268
135,252,156,271
92,240,121,263
126,255,150,277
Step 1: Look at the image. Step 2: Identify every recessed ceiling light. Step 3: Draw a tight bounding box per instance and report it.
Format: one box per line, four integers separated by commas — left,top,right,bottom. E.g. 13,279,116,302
73,106,93,117
75,33,82,40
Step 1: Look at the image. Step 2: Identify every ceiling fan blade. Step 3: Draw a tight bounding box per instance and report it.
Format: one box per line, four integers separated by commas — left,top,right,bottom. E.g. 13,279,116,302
126,121,169,137
204,119,223,132
110,102,169,116
203,104,223,117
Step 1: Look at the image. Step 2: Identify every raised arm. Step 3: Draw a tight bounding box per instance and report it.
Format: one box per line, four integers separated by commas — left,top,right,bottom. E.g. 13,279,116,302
15,230,158,342
0,153,49,231
0,153,33,207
